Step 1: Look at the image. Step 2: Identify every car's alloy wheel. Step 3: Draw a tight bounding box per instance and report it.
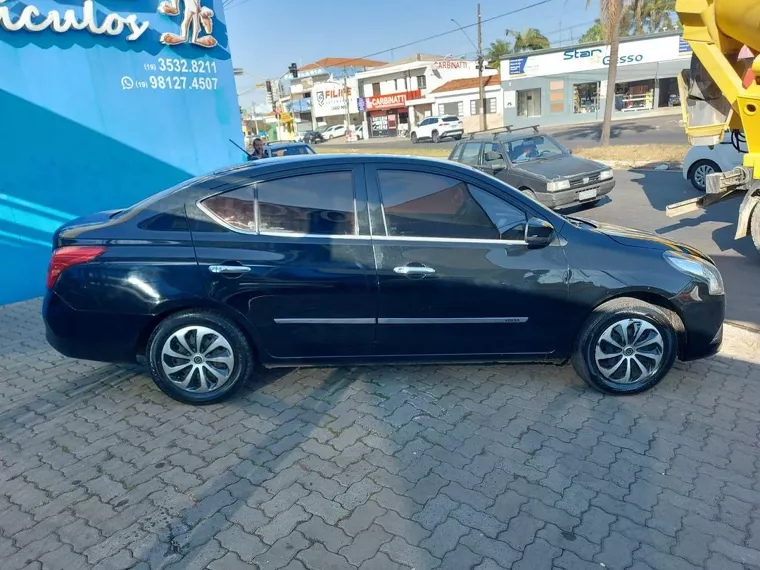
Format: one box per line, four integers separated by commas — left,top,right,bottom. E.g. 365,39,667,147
689,160,719,192
411,133,418,144
571,297,677,394
147,310,254,404
432,131,440,143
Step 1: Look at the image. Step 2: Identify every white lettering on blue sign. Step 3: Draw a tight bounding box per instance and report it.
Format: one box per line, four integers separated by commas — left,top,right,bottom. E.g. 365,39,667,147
0,0,150,41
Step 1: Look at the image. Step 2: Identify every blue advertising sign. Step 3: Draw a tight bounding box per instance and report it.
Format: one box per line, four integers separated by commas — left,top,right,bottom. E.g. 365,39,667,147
357,97,366,112
679,37,692,53
0,0,242,304
509,57,528,76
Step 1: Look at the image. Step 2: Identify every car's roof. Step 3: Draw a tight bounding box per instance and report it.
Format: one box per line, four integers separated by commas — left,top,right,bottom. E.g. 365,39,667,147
267,141,310,149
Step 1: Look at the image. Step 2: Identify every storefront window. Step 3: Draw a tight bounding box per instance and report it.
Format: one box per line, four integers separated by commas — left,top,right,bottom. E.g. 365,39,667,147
517,89,541,118
470,98,498,115
573,82,599,114
438,102,464,117
614,80,655,112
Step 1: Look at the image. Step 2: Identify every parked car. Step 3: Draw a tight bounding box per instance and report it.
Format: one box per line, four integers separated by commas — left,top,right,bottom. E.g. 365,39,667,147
683,131,745,191
302,131,326,145
323,125,347,140
411,116,464,143
354,125,364,140
449,131,615,209
266,141,316,157
44,155,724,405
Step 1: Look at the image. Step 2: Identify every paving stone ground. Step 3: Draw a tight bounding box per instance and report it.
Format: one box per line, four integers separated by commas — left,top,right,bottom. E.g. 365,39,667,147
2,299,760,570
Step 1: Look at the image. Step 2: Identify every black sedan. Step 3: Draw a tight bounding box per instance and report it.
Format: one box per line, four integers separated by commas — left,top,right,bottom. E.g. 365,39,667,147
43,155,725,404
301,130,325,144
449,131,615,209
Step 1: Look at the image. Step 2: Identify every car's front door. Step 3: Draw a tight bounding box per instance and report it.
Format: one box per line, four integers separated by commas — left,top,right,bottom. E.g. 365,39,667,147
365,164,569,357
188,164,377,360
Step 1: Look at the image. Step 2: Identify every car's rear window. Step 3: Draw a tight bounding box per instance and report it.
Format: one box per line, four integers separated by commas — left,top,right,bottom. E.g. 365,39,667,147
442,116,459,122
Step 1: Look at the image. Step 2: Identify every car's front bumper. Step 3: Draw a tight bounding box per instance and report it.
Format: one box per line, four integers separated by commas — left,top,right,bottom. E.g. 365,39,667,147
671,283,725,361
43,291,146,363
539,179,616,209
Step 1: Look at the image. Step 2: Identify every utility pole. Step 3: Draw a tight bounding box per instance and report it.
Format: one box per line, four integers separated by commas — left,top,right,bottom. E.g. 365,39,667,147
343,73,352,141
477,3,486,131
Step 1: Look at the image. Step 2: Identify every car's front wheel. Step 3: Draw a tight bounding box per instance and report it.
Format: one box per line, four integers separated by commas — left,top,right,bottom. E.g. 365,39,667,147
411,133,418,144
688,159,720,192
147,310,255,404
571,298,678,395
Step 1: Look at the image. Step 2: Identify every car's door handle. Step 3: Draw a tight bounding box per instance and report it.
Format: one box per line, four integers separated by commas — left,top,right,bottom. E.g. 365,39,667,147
209,265,251,274
394,265,435,275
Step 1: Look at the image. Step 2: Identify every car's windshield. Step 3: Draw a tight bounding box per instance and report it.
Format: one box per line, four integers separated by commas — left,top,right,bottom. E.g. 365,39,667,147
505,135,566,162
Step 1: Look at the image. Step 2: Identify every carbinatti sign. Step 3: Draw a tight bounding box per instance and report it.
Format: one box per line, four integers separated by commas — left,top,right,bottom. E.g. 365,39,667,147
365,90,422,110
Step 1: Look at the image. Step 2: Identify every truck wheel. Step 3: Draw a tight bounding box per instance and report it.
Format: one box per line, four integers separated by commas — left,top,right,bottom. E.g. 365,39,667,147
751,203,760,254
688,160,720,192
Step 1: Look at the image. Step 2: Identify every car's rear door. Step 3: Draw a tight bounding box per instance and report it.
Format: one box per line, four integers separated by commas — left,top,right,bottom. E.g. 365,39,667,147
365,162,569,357
187,163,377,361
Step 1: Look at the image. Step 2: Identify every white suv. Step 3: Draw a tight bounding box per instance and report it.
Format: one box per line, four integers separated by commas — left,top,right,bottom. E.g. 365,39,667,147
323,125,347,140
411,116,465,144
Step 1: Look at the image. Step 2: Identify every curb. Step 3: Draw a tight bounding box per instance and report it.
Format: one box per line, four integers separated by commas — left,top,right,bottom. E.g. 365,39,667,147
594,159,684,171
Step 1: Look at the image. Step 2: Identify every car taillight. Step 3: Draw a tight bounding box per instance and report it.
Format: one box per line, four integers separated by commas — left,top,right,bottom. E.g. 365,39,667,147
46,246,106,289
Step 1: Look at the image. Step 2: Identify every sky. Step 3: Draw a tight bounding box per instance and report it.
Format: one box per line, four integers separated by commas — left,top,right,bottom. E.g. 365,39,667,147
227,0,602,111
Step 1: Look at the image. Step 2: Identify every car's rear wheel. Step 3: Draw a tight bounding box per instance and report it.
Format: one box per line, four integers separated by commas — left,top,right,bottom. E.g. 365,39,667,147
147,310,255,404
571,298,678,395
411,133,418,144
432,130,440,143
688,159,720,192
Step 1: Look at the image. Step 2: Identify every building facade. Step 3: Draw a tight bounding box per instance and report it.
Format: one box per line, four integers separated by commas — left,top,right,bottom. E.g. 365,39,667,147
500,32,692,129
0,0,241,305
429,74,503,134
355,55,497,138
287,57,386,134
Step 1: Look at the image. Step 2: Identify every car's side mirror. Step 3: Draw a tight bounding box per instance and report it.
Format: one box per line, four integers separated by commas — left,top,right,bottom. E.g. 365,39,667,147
524,217,555,247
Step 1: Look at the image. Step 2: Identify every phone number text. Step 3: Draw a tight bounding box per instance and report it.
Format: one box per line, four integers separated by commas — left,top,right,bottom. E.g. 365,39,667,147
144,59,218,74
149,76,219,90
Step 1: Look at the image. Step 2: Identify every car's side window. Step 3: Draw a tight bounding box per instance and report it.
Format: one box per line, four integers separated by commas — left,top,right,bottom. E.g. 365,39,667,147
201,185,255,231
450,143,465,161
377,170,500,240
469,186,526,241
459,143,482,166
258,171,355,235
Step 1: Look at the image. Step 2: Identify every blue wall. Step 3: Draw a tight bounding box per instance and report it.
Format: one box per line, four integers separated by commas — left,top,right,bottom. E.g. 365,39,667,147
0,0,245,304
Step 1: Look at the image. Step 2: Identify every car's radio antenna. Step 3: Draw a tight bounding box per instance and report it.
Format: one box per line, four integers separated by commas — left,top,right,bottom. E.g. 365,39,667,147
229,139,253,161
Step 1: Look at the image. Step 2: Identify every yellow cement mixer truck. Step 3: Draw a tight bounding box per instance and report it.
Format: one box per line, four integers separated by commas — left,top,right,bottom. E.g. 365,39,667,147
668,0,760,253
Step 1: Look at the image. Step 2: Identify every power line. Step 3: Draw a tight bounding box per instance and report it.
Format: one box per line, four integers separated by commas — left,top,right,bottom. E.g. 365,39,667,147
296,0,554,71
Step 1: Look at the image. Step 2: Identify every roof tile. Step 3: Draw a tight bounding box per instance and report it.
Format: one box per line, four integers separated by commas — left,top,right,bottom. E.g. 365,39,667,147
431,73,502,94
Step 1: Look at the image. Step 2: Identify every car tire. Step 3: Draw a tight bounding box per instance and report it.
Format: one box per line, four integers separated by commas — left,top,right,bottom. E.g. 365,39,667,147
688,159,720,192
147,310,255,405
432,130,440,143
571,297,678,395
521,188,537,201
411,133,418,144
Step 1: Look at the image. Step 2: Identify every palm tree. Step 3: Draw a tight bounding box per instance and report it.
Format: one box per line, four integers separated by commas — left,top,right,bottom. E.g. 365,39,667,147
591,0,642,146
640,0,676,33
485,39,513,69
507,28,550,52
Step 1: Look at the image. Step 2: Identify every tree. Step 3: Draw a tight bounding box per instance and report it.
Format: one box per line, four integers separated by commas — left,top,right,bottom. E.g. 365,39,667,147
579,19,604,43
591,0,642,146
639,0,676,33
507,28,550,52
485,39,513,69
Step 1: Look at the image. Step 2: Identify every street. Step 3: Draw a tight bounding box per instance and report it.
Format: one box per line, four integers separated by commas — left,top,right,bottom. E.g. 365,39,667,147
325,114,687,152
572,169,760,331
2,166,760,570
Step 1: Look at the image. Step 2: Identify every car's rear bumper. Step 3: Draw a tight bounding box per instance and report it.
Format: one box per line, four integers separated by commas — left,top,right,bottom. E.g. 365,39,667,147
442,129,464,138
43,291,147,363
539,180,615,209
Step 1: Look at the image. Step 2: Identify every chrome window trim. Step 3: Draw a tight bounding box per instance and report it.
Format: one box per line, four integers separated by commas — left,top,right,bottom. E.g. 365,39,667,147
372,235,528,246
259,231,368,240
